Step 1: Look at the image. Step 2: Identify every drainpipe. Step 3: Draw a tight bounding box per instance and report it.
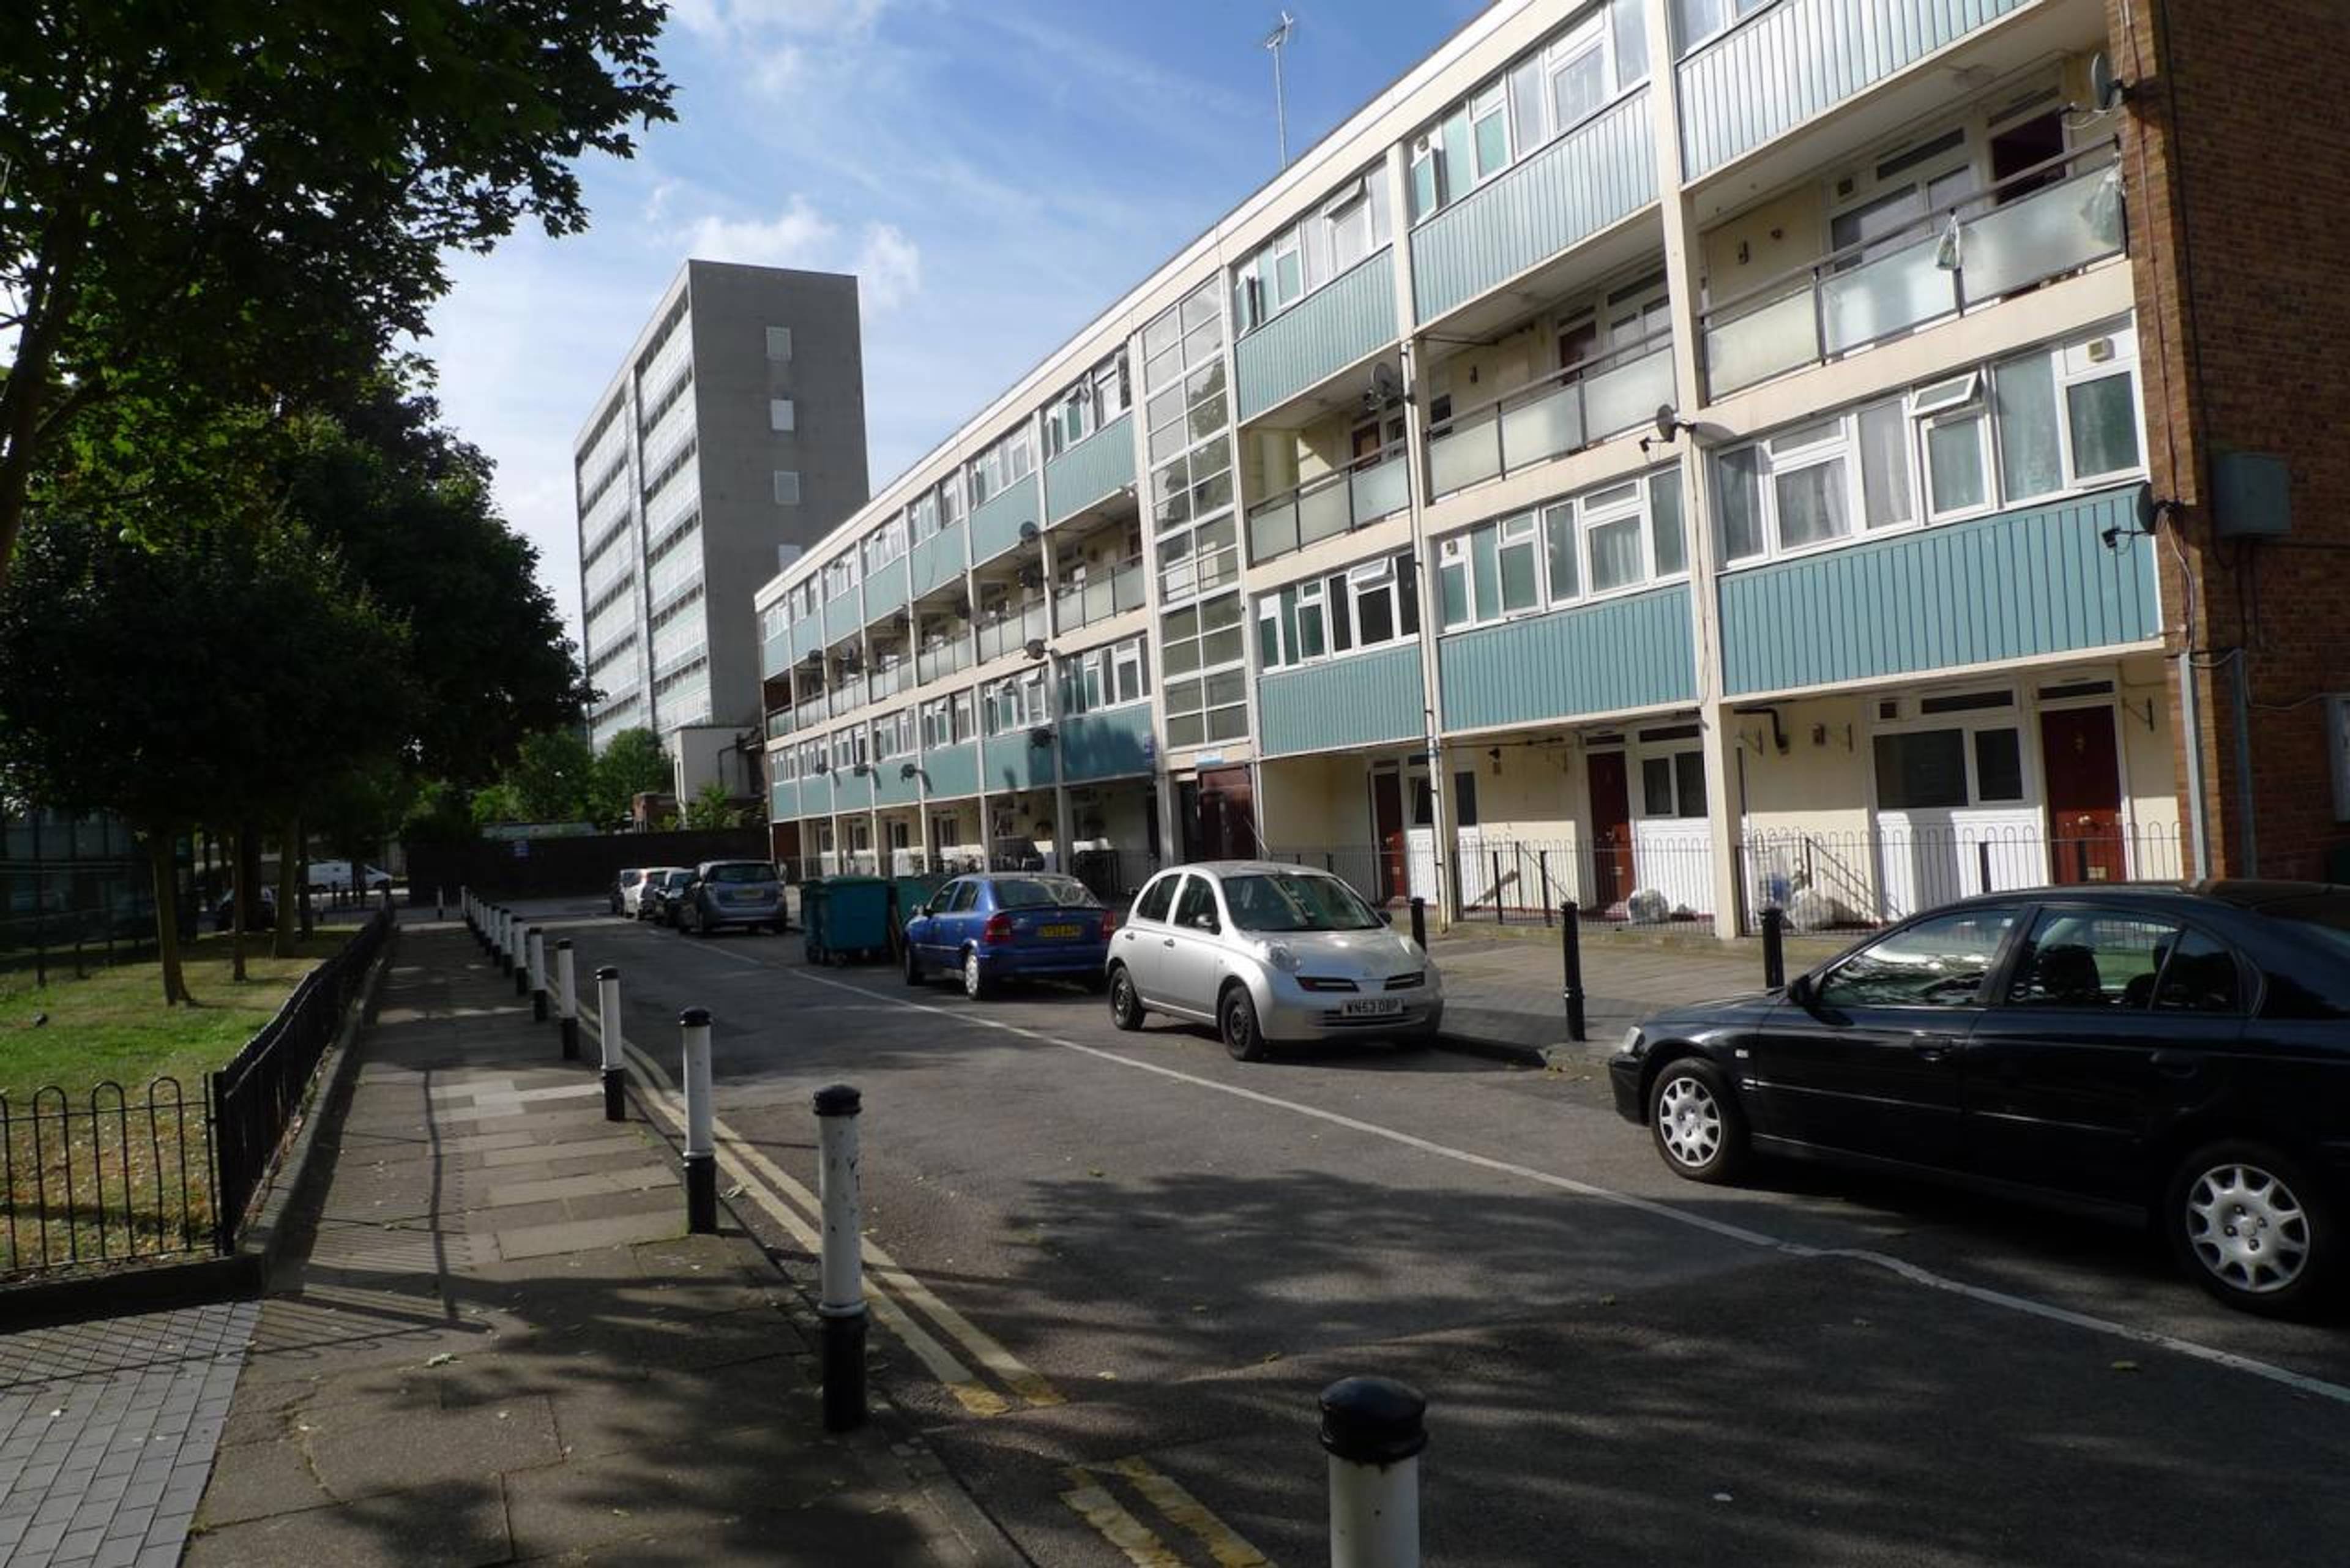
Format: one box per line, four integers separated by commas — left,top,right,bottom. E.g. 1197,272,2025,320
2176,654,2210,879
2228,649,2257,876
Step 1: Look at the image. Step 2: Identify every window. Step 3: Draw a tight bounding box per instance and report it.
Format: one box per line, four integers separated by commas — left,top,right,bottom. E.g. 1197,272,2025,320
1453,769,1479,828
769,398,796,433
1133,874,1180,925
1649,468,1687,575
920,698,952,750
774,470,802,506
1818,908,2018,1009
766,326,793,360
1873,718,2024,809
1471,85,1510,182
1257,555,1419,670
1440,469,1682,631
911,491,940,543
1543,501,1580,602
1236,169,1390,331
1061,636,1149,715
1640,751,1706,818
1543,27,1606,133
2154,928,2243,1014
1856,401,1914,529
2006,911,2182,1009
1327,189,1374,272
1583,482,1644,592
1173,876,1220,932
1163,592,1248,747
1408,135,1441,223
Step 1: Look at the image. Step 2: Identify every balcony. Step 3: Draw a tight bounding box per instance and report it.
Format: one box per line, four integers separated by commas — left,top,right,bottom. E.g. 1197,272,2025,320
1043,413,1136,525
1425,332,1674,499
917,637,972,685
1439,583,1695,732
981,731,1056,794
1718,483,2157,696
1061,706,1155,782
909,522,968,598
770,779,799,822
643,465,698,539
1411,88,1655,325
866,658,912,704
1246,449,1410,565
766,707,794,741
1052,558,1146,633
970,473,1043,566
920,742,980,800
1701,142,2124,399
761,629,790,681
822,588,862,647
864,565,909,625
975,600,1049,663
873,756,922,808
1234,250,1399,422
1677,0,2036,180
1258,643,1425,758
789,614,826,665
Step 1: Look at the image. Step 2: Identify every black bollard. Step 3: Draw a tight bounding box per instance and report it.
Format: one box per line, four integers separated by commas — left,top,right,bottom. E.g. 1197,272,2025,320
1560,901,1586,1043
1761,906,1786,990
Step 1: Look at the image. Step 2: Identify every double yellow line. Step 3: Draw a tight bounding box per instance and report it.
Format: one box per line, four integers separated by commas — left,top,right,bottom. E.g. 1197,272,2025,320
1059,1455,1276,1567
581,1002,1064,1419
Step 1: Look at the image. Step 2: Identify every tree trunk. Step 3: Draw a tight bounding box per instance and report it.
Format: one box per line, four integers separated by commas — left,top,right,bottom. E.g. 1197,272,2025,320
272,815,301,958
148,829,192,1006
228,824,248,982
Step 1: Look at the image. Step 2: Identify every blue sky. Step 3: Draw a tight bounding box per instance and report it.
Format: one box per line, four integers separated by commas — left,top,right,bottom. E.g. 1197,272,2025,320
421,0,1488,642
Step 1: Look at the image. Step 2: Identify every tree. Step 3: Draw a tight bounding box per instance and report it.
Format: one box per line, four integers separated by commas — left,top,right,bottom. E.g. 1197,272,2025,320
469,782,526,828
506,729,596,823
0,0,674,591
588,728,671,826
681,780,745,832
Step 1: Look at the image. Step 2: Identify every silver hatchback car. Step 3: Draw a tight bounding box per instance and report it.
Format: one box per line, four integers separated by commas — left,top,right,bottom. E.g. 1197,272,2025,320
1105,861,1443,1060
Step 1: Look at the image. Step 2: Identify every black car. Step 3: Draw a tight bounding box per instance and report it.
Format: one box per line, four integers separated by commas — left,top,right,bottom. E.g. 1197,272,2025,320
643,868,697,928
1610,881,2350,1316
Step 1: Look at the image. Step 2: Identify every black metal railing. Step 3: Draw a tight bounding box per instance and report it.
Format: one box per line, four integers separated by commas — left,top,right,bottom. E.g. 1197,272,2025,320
209,906,393,1244
0,1079,213,1277
1259,835,1720,931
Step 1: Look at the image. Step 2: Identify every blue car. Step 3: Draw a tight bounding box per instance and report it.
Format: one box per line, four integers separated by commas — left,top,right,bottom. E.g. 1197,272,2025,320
903,873,1114,999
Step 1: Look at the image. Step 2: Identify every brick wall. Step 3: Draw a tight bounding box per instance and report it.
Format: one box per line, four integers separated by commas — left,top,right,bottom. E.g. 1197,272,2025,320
2111,0,2350,881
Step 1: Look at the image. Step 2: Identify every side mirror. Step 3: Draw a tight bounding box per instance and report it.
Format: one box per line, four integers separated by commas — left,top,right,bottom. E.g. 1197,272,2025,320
1376,909,1393,926
1786,973,1815,1009
1191,913,1218,933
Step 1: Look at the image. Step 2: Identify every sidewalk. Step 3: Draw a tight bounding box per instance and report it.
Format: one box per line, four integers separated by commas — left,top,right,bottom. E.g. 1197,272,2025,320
187,919,1004,1566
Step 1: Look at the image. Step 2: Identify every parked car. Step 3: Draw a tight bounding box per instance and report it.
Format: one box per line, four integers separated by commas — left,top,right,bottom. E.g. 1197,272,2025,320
676,861,786,936
213,886,278,933
305,860,392,893
903,873,1113,998
1610,881,2350,1316
610,867,649,917
636,868,692,926
1105,862,1442,1060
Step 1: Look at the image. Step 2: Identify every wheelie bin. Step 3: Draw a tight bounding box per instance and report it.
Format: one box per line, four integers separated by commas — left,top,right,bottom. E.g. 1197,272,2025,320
801,875,894,966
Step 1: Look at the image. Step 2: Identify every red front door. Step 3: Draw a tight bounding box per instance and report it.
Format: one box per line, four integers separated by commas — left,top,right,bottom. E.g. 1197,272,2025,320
1371,772,1406,904
2040,707,2125,883
1587,752,1634,911
1198,765,1258,862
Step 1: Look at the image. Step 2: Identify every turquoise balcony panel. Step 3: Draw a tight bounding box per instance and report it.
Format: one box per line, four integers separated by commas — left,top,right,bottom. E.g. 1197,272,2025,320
1719,485,2158,696
909,524,968,598
769,780,799,822
921,742,980,801
981,732,1057,794
789,616,825,664
969,473,1043,566
1235,250,1398,422
829,768,874,810
862,567,909,625
1411,89,1655,324
1439,584,1695,732
1044,413,1136,524
871,760,922,808
1258,644,1425,758
822,591,861,646
761,632,790,681
1678,0,2034,178
1061,706,1155,782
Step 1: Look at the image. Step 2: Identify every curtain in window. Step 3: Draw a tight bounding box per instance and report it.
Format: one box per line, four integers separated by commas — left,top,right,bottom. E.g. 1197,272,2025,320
1994,354,2063,498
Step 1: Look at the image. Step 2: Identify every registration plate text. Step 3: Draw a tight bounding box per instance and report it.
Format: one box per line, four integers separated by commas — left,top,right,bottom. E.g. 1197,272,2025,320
1340,998,1404,1017
1037,923,1083,939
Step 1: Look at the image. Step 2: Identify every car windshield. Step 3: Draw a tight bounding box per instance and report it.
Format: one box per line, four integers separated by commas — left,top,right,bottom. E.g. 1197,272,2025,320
993,877,1098,909
705,863,776,884
1220,872,1381,933
663,872,693,888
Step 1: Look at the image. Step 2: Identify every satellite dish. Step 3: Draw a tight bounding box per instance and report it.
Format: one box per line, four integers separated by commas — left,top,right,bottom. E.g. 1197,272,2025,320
1028,726,1055,749
1017,520,1040,543
2088,51,2125,111
1653,405,1680,444
1023,637,1048,661
1371,362,1406,407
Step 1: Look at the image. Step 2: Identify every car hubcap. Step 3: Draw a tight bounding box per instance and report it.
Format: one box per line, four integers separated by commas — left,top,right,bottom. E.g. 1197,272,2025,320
1226,1000,1248,1045
1656,1077,1721,1168
2185,1162,2310,1294
1114,979,1131,1017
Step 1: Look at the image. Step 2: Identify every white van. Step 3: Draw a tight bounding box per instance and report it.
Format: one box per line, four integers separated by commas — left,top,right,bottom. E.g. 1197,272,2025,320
305,860,392,892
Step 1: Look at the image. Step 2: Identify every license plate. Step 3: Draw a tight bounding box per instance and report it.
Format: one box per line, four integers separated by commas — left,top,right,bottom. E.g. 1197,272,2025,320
1340,998,1404,1017
1037,923,1083,939
728,889,759,903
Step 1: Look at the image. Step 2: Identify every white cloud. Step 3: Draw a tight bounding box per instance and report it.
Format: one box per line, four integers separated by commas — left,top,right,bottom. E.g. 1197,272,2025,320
851,223,922,312
677,196,838,269
670,0,890,93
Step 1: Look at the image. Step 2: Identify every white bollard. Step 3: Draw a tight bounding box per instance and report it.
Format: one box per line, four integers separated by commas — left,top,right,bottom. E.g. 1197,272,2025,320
813,1085,867,1433
527,927,548,1017
597,967,625,1121
512,918,529,996
1321,1376,1426,1568
681,1008,715,1233
556,939,579,1059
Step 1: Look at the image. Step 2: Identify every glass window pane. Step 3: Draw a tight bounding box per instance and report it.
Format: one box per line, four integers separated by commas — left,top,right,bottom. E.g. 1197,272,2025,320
1256,608,1281,669
1820,908,2018,1008
1499,537,1539,612
2067,374,2141,478
1674,751,1707,818
1647,469,1686,574
1548,46,1605,130
1409,153,1438,222
1589,518,1642,591
1544,504,1580,600
1995,353,2063,499
1857,401,1913,528
1612,0,1649,84
1509,59,1545,154
1440,559,1470,629
2007,911,2180,1009
1873,729,1969,809
1974,728,2024,802
1297,596,1326,659
1473,102,1509,179
1471,528,1501,622
1641,756,1674,815
1925,414,1987,513
2154,928,2242,1014
1274,248,1303,305
1775,459,1850,548
1356,582,1395,644
1717,447,1766,560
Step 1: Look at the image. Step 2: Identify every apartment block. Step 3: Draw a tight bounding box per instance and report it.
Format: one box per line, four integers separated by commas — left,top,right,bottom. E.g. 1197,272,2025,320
578,260,868,798
753,0,2350,933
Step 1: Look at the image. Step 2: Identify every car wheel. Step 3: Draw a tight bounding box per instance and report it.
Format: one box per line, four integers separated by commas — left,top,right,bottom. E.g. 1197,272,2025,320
904,943,925,987
692,906,711,938
2166,1140,2335,1316
1108,966,1143,1031
1220,984,1270,1063
961,948,992,1001
1647,1057,1748,1184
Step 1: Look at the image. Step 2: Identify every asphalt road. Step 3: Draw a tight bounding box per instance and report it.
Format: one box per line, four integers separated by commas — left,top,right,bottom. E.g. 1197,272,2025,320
516,898,2350,1568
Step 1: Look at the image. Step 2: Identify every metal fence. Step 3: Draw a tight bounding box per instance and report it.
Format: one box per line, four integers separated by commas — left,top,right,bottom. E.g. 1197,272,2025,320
0,906,390,1281
1263,835,1720,932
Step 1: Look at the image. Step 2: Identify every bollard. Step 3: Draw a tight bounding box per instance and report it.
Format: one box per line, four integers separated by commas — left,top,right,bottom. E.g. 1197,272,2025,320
681,1008,717,1234
1321,1376,1425,1568
597,968,626,1121
1560,902,1586,1043
499,909,515,974
435,886,446,923
528,927,548,1018
1761,906,1786,990
1408,897,1427,955
556,939,579,1059
513,920,531,997
1490,849,1505,927
813,1085,868,1433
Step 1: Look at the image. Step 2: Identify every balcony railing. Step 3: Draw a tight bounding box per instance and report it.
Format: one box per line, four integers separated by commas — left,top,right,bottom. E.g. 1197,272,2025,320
867,659,911,703
766,708,794,741
1052,558,1147,632
1246,448,1410,564
975,600,1049,663
917,637,972,685
1425,331,1674,499
1701,142,2125,398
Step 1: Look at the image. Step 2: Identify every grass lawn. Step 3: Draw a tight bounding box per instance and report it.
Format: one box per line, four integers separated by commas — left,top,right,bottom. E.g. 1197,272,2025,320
0,930,351,1102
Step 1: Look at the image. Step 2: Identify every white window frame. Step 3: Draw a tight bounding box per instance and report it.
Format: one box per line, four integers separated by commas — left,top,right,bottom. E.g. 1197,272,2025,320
1911,373,1995,523
770,398,796,433
2054,326,2145,486
1581,480,1649,595
1468,84,1511,184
